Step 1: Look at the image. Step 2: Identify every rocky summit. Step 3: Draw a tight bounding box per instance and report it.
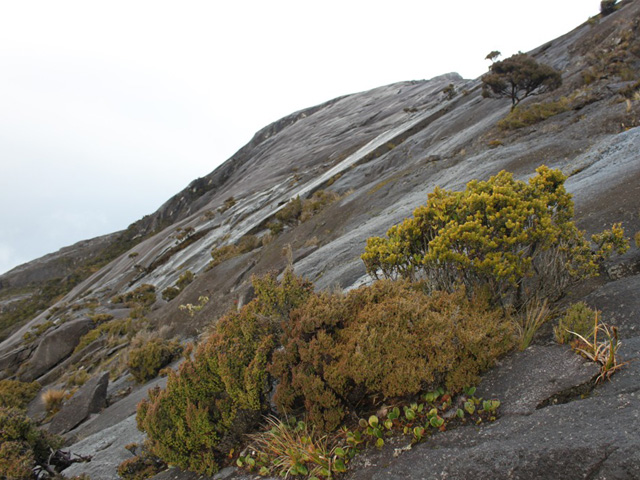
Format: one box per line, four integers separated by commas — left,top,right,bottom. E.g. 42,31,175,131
2,2,640,479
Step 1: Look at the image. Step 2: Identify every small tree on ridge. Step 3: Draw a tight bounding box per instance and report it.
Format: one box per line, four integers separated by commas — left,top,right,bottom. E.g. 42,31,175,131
482,54,562,110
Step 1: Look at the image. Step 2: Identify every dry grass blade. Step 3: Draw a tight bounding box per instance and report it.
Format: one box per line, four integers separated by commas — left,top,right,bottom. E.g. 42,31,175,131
516,298,550,350
41,388,66,414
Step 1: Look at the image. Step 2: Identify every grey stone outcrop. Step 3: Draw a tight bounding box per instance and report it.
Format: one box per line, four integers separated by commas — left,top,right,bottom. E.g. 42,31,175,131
49,372,109,435
19,318,93,382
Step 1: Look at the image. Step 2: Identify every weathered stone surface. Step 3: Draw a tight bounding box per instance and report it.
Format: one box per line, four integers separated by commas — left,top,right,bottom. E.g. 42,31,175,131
476,344,600,415
19,318,93,381
0,344,32,377
49,372,109,435
65,372,169,444
61,414,145,480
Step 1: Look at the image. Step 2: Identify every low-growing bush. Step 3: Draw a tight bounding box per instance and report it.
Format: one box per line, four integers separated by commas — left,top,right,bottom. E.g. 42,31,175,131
635,231,640,247
162,271,195,302
127,337,183,383
361,166,628,310
270,280,514,432
118,445,167,480
210,236,262,268
74,317,136,354
276,196,303,225
497,97,570,130
176,270,194,290
275,191,341,227
209,244,240,267
0,380,40,409
161,286,180,302
65,368,91,388
136,269,313,475
218,196,236,213
555,302,597,344
0,407,63,479
111,284,156,308
300,190,341,222
23,321,55,342
88,313,114,324
41,388,66,414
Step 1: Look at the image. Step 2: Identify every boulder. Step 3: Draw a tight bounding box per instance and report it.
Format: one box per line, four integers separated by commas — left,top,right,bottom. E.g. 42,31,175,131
19,318,93,381
49,372,109,435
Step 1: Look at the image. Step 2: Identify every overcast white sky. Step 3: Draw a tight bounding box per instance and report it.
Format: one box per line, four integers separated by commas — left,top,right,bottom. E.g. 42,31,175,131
0,1,603,275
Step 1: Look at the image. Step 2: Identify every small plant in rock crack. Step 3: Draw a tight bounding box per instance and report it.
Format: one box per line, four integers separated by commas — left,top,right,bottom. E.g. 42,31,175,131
570,312,628,383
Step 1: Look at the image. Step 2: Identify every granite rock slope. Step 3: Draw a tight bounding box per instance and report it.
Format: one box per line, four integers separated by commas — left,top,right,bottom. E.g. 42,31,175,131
1,2,640,478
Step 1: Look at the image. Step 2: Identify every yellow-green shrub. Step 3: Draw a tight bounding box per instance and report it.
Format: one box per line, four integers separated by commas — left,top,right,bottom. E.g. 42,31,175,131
362,166,628,309
0,407,62,479
270,281,514,432
127,338,183,383
555,302,597,344
497,98,570,130
0,380,40,409
136,269,313,475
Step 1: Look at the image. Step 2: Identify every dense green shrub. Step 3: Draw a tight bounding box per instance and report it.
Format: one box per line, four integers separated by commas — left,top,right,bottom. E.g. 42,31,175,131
554,302,597,344
127,337,183,383
0,407,63,479
270,281,514,432
362,166,628,309
136,269,313,475
0,380,40,409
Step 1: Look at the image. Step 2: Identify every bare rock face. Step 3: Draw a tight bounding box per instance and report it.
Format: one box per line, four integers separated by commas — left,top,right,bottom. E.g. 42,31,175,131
19,318,93,381
49,371,109,435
